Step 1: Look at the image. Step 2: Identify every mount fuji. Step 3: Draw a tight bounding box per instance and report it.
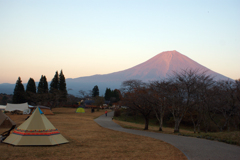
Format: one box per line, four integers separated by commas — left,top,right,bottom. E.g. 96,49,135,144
66,50,230,95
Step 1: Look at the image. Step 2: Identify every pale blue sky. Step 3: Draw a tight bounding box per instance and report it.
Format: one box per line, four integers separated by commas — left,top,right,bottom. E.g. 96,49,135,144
0,0,239,84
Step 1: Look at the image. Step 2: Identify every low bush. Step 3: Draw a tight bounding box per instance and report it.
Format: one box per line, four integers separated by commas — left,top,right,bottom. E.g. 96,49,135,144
114,108,121,117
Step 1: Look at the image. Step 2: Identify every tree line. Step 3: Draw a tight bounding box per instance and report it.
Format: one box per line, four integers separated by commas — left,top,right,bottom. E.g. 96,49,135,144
12,70,67,109
77,85,121,109
0,94,12,105
104,88,120,103
120,69,240,133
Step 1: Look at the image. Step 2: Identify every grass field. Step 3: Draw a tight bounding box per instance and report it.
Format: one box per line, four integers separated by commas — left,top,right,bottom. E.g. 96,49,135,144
0,108,187,160
113,116,240,146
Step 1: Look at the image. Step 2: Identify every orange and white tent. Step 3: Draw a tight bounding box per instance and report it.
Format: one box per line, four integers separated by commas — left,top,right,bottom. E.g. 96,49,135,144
3,107,68,145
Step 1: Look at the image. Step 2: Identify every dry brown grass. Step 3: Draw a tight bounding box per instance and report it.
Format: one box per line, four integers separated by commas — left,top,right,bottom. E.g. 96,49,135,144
112,120,193,134
0,108,187,160
113,119,240,145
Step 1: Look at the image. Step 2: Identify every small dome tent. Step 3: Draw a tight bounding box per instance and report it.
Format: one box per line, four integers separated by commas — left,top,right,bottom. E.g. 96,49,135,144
76,107,85,113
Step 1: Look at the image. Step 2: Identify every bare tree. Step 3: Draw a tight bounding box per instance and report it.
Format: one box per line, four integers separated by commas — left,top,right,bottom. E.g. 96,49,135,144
234,79,240,129
79,90,92,99
165,80,186,133
187,70,215,133
67,94,81,105
167,69,210,133
235,79,240,102
93,96,105,111
148,80,170,131
121,80,152,130
121,79,145,93
208,80,239,131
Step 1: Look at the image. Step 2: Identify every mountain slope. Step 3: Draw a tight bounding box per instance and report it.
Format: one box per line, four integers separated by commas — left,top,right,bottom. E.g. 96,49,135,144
67,50,229,83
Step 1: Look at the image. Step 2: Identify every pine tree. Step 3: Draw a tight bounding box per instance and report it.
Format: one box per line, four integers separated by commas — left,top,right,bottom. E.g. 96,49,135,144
26,78,36,93
37,75,46,94
113,89,120,102
37,75,43,94
36,75,49,106
58,70,67,102
43,76,48,93
104,88,112,101
26,78,36,104
92,85,99,97
50,71,59,93
48,71,59,109
12,77,26,103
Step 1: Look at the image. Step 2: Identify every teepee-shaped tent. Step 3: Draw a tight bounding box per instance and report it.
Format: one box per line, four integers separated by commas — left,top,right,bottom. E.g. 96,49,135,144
29,105,54,115
3,107,68,145
0,111,16,128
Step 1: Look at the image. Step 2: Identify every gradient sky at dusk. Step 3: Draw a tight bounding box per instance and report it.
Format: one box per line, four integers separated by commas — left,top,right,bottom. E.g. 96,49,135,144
0,0,239,84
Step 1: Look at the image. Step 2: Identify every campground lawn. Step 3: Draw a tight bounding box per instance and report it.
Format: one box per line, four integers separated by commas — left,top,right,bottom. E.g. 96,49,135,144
0,108,187,160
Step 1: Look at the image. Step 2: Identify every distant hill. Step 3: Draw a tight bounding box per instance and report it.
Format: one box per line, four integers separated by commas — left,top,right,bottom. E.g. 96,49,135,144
0,50,231,96
0,83,16,95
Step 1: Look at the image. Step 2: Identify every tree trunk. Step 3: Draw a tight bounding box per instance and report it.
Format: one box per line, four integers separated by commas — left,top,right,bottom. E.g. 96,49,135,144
197,124,201,133
227,119,231,131
159,114,164,131
159,126,162,131
144,116,149,130
191,115,197,133
174,118,180,133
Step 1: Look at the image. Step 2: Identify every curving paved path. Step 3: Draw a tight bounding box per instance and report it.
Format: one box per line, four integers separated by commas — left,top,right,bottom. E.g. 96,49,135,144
94,111,240,160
